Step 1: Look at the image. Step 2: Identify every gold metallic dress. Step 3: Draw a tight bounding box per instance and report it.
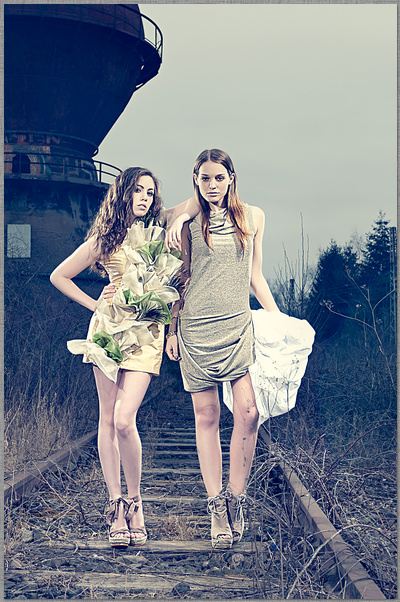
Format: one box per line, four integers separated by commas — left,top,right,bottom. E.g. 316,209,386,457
67,220,182,383
178,205,256,392
179,205,315,423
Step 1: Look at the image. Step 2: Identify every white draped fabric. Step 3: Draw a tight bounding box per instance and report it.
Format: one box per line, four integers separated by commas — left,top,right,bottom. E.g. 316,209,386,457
223,310,315,427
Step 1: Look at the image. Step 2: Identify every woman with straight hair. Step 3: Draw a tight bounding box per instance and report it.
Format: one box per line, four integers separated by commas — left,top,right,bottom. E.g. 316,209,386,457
165,149,314,549
51,167,197,548
166,149,279,548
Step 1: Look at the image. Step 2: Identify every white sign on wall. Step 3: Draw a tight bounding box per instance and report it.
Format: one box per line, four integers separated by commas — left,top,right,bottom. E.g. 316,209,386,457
7,224,31,258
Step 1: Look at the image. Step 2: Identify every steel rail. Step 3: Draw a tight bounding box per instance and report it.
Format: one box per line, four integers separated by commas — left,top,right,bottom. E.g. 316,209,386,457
4,430,97,503
4,426,387,599
258,426,386,600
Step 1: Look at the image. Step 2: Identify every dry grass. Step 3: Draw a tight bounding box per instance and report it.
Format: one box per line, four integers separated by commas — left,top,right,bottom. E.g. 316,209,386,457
255,402,397,599
4,357,98,476
4,456,341,600
4,269,102,474
5,391,72,475
157,515,199,541
4,268,397,598
5,402,396,599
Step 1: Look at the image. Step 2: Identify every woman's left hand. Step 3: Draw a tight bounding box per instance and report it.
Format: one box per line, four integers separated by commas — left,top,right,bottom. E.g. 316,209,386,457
100,283,116,304
166,333,181,361
165,217,185,252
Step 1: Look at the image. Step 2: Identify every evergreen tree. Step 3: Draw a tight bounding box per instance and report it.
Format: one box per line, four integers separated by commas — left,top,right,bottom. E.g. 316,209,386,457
361,211,394,307
306,240,359,341
358,212,397,347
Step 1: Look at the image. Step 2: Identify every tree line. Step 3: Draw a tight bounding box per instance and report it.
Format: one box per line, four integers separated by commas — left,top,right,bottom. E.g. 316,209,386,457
268,211,397,442
306,211,396,347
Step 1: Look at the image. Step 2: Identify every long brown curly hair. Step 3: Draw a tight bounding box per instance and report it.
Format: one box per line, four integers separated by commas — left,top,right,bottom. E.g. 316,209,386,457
86,167,163,274
192,149,250,250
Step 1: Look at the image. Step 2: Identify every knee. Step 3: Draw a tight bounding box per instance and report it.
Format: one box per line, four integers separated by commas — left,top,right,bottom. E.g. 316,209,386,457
195,404,220,431
247,405,259,432
114,415,136,439
236,401,258,433
99,413,115,431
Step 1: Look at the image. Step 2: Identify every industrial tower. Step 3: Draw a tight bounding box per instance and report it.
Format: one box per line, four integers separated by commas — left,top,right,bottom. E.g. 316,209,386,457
4,4,163,271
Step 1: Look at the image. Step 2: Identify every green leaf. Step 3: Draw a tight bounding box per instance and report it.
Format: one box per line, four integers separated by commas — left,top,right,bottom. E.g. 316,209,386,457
169,248,182,260
123,290,171,324
123,289,138,305
138,240,166,261
93,331,123,363
137,240,182,262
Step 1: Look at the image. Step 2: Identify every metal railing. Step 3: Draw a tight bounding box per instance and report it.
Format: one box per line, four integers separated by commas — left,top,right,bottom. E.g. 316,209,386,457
4,153,122,185
5,4,163,62
94,160,123,184
123,5,163,59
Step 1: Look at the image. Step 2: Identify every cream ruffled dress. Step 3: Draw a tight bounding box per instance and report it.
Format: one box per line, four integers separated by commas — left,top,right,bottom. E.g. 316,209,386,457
67,222,182,383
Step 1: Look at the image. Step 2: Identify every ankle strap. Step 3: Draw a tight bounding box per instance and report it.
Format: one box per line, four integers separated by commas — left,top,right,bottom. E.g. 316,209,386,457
207,491,226,514
124,496,142,521
226,489,246,501
226,490,247,522
106,497,129,526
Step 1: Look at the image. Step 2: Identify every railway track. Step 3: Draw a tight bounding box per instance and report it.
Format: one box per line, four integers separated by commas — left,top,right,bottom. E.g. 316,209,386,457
4,406,389,600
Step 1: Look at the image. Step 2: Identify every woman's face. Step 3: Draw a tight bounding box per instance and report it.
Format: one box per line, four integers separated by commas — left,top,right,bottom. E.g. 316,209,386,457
131,175,155,217
194,161,234,209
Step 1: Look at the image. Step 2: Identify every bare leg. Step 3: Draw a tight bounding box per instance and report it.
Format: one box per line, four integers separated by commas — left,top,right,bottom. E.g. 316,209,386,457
228,372,259,495
192,386,232,547
93,367,122,500
114,370,152,534
93,367,127,540
191,387,223,497
93,367,151,536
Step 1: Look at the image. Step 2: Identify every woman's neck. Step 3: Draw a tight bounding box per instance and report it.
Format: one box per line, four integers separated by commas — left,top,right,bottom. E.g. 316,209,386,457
209,201,227,213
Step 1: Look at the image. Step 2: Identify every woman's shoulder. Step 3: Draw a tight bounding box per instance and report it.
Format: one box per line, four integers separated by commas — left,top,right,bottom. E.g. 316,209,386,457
245,203,264,218
83,235,103,261
244,204,265,231
150,207,168,228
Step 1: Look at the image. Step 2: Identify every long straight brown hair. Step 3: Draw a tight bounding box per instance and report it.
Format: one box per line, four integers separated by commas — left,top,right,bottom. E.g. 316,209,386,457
192,149,250,249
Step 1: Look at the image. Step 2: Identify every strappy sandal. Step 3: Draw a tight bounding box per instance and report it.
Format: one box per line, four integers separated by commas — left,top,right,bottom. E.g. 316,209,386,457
207,491,233,549
226,489,246,544
106,497,130,548
125,496,147,546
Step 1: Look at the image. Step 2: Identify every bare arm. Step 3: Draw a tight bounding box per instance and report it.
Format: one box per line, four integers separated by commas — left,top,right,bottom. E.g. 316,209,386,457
165,197,200,252
165,222,191,361
50,238,102,312
250,206,280,312
164,196,199,222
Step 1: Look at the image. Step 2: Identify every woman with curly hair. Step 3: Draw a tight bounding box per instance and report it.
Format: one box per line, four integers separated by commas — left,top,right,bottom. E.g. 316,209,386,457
165,149,314,549
51,166,197,548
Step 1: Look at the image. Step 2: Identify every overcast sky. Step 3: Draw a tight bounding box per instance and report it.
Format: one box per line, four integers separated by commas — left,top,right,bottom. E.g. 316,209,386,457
96,2,397,280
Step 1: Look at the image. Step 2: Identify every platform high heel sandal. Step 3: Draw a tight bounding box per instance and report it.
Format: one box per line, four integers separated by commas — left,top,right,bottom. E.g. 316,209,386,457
207,491,233,549
226,489,246,544
125,496,147,546
106,498,130,548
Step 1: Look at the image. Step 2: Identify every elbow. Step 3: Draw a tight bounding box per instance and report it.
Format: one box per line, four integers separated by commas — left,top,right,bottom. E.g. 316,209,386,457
250,278,260,295
251,270,266,292
49,268,60,288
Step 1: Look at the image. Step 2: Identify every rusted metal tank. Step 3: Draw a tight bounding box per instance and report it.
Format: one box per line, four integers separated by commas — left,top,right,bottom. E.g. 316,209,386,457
5,3,162,155
4,4,163,271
